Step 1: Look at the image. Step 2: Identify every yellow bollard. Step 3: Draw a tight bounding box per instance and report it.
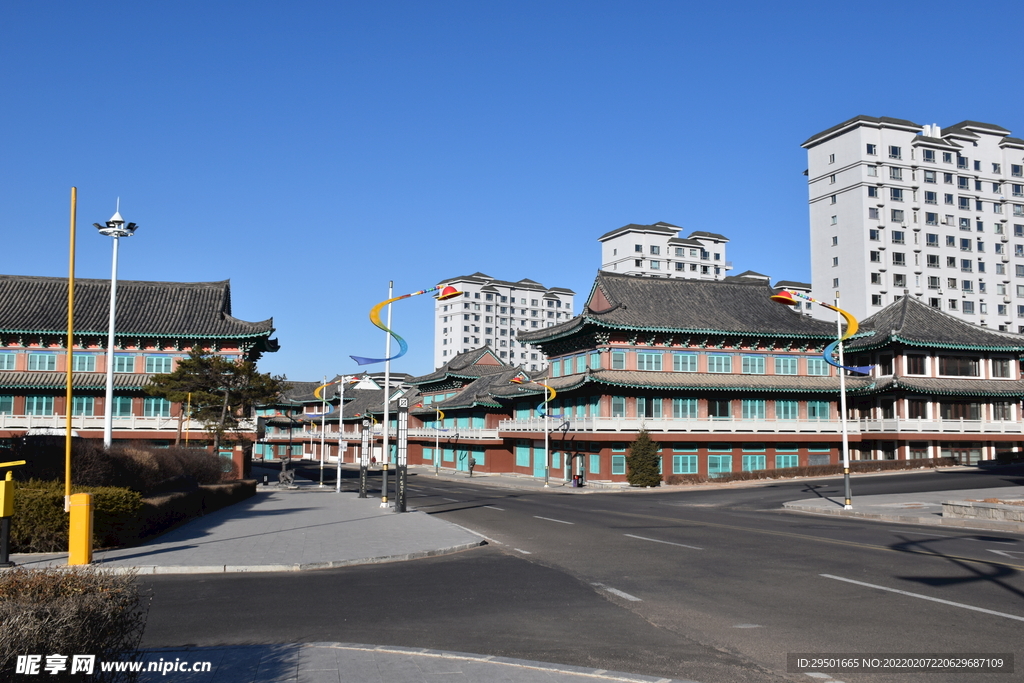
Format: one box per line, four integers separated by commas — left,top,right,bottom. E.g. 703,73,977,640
68,493,93,566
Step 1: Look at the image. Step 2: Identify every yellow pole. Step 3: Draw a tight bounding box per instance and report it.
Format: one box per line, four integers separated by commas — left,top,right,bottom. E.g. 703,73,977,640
68,492,93,565
65,187,77,512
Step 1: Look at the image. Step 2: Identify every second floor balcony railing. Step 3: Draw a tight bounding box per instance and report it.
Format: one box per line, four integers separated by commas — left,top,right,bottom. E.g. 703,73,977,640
858,418,1023,434
497,417,851,434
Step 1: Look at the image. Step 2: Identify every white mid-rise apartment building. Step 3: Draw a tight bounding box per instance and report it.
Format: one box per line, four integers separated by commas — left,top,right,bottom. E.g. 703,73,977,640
803,115,1024,330
433,273,575,371
599,222,731,279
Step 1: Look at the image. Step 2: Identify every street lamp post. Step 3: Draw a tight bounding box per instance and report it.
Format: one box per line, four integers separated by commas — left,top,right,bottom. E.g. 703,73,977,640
93,208,138,449
770,289,871,510
511,377,559,487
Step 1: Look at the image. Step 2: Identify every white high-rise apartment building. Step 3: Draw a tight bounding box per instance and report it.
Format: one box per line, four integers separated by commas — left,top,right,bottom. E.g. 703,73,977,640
599,222,731,279
804,116,1024,330
433,273,575,371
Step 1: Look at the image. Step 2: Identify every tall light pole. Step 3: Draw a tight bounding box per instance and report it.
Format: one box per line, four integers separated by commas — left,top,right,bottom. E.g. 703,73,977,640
511,377,559,487
770,289,871,510
93,207,138,449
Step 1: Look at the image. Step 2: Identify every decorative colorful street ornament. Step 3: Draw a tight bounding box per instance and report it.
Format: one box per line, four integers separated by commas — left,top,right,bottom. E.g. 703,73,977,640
307,375,362,417
350,286,463,365
510,376,559,417
770,290,872,375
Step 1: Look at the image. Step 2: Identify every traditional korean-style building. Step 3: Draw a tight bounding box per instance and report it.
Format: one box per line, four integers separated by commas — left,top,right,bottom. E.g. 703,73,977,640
0,275,278,449
282,272,1024,482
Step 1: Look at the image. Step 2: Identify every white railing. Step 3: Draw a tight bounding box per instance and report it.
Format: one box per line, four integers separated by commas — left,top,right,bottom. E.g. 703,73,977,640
0,414,180,432
859,419,1024,434
497,417,852,435
407,428,498,439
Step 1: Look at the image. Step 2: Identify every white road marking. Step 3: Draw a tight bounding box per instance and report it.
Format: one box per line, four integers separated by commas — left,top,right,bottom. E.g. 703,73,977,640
894,531,950,537
534,516,574,525
624,534,703,550
965,538,1016,545
441,497,460,502
484,505,505,511
591,582,642,602
821,574,1024,622
804,673,832,679
513,548,532,555
986,549,1024,559
731,624,762,628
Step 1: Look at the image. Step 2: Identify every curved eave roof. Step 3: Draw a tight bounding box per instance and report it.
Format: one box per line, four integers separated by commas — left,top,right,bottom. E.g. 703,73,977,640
848,333,1024,354
849,377,1024,398
0,371,153,390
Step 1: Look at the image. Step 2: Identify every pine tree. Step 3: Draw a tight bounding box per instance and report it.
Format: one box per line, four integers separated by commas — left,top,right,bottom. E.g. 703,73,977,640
626,428,662,487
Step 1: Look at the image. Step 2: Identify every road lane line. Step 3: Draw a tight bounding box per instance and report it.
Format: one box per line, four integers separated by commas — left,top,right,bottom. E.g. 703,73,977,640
820,574,1024,623
591,582,642,602
893,531,950,537
484,506,505,511
624,534,702,550
441,497,460,502
964,538,1016,545
513,548,532,555
534,516,574,525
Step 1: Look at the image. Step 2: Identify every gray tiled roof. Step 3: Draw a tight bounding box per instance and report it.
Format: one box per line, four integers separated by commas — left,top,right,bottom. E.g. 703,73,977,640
0,371,154,390
948,120,1011,135
518,272,838,343
852,376,1024,398
802,115,921,147
911,135,962,150
774,280,811,289
1001,137,1024,148
0,275,274,339
582,369,867,393
847,296,1024,352
688,231,729,242
597,223,678,241
410,347,514,385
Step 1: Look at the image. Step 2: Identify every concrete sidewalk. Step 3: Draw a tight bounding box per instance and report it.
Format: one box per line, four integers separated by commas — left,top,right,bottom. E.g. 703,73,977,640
135,643,697,683
783,486,1024,532
10,477,483,574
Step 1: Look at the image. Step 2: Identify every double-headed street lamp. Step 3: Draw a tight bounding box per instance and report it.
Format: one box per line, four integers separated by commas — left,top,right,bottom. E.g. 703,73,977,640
93,208,139,449
510,376,559,487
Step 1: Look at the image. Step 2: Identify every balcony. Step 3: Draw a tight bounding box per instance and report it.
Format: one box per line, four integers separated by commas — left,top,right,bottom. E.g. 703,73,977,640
0,414,185,432
497,417,851,435
859,419,1024,434
408,428,498,440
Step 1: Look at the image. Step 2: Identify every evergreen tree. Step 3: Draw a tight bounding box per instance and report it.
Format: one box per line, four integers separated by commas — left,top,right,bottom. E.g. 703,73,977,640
626,428,662,488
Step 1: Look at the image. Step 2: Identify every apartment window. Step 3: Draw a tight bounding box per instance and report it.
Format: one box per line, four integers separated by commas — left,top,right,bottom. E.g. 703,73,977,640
72,354,96,372
925,212,938,226
829,174,836,184
832,277,840,288
870,251,881,263
708,400,731,419
831,236,838,246
922,149,936,163
958,197,971,211
775,357,797,375
960,238,972,252
830,215,838,225
963,301,975,314
775,400,798,420
868,208,880,220
636,397,662,419
890,187,903,201
807,358,829,376
25,396,54,416
741,356,765,374
0,353,15,371
926,254,939,267
0,395,12,414
650,245,660,255
672,398,697,419
870,272,882,285
611,351,626,370
145,356,173,374
634,259,643,267
634,244,643,253
832,257,839,267
673,353,697,372
927,276,940,289
672,452,698,474
889,146,901,159
650,260,661,270
891,230,905,244
871,294,883,306
943,152,953,164
947,256,957,267
28,353,56,371
636,352,662,371
891,209,904,222
893,273,906,287
869,229,880,241
866,144,877,155
707,355,732,373
924,191,937,205
995,163,1003,174
890,167,903,181
830,195,836,204
144,397,171,418
961,259,973,272
867,165,878,177
828,153,835,164
924,170,936,183
957,155,968,169
1012,164,1023,177
892,252,906,266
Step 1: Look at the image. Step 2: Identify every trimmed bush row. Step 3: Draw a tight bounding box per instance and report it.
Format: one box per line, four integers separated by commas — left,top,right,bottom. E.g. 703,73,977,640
0,567,147,683
663,457,957,485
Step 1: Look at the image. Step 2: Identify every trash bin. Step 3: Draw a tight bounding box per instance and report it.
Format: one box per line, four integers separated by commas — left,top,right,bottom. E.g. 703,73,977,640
571,475,579,487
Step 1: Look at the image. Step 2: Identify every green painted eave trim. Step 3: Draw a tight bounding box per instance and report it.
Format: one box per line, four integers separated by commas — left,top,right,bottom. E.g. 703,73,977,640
588,376,846,394
849,380,1024,398
0,328,272,339
849,333,1024,354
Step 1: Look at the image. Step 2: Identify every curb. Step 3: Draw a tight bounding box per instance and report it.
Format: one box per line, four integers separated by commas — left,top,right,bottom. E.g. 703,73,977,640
782,502,1024,533
141,642,700,683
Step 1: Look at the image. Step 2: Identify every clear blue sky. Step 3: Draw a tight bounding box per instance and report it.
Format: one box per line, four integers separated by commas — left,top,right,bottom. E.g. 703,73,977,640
3,1,1022,381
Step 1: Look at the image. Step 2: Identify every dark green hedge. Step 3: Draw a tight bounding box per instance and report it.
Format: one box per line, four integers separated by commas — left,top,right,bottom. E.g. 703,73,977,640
11,481,142,553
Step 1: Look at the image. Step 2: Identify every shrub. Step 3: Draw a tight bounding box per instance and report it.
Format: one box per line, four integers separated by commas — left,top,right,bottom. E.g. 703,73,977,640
10,481,143,553
663,457,958,485
0,567,147,683
626,429,662,488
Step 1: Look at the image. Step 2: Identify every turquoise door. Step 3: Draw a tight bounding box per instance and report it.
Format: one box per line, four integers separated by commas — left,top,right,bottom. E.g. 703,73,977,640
533,447,547,478
456,450,469,472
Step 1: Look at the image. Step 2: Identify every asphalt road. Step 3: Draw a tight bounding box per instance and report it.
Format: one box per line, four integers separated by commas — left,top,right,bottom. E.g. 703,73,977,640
140,466,1024,683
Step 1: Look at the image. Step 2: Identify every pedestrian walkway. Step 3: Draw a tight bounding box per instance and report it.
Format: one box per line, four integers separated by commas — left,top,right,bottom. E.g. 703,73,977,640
136,643,696,683
783,486,1024,532
10,474,483,574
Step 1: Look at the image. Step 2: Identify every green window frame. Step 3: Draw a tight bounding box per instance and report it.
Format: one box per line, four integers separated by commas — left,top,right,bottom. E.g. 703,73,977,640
25,396,54,415
775,400,798,420
673,353,697,372
144,397,171,417
741,356,765,374
113,355,135,373
611,454,626,475
672,454,697,474
707,443,732,452
145,356,173,374
589,353,601,370
807,400,830,420
672,443,697,452
707,354,732,373
72,396,94,416
0,395,13,414
0,353,15,371
775,454,799,469
611,351,626,370
774,356,798,375
742,454,766,471
112,396,133,417
551,361,561,378
707,454,732,478
611,442,626,452
515,440,531,467
808,443,831,452
807,358,829,376
741,400,766,420
636,352,663,371
423,447,434,462
672,398,697,419
611,396,626,418
563,358,572,376
589,453,601,474
742,443,765,452
28,354,56,371
575,355,586,374
72,354,96,372
443,448,455,462
637,397,662,418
